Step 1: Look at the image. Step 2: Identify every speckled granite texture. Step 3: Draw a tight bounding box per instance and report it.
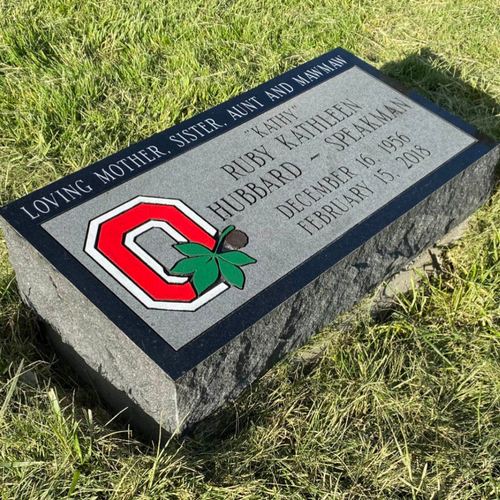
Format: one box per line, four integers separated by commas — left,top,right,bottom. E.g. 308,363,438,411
1,145,498,435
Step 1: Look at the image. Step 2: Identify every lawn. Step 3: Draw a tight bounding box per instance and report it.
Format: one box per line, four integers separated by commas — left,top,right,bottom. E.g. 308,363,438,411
1,0,500,498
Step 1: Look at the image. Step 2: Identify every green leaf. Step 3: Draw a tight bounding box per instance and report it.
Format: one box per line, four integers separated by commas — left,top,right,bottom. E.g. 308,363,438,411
68,470,81,497
192,258,220,295
219,251,256,266
218,258,245,289
170,256,210,275
173,243,213,256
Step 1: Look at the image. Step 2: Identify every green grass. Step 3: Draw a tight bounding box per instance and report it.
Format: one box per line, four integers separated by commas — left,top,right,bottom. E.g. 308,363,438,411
1,0,500,498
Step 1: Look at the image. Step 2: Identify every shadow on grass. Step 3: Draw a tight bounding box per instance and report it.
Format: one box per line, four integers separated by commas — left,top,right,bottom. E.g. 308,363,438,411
1,48,499,470
379,48,500,142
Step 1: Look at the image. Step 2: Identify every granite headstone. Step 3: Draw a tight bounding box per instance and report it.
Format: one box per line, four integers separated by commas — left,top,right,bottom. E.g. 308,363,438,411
1,48,498,434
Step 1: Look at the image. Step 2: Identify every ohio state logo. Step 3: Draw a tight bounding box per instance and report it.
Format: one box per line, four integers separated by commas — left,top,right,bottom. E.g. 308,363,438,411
84,196,256,311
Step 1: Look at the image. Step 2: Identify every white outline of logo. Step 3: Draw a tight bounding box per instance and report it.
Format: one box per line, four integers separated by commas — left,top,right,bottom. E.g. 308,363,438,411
84,196,229,311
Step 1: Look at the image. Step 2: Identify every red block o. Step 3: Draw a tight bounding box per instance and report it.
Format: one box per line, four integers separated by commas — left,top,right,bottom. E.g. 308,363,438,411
96,202,216,302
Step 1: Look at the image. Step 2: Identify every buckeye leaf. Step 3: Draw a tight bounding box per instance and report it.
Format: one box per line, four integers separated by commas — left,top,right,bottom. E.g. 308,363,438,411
218,259,245,289
192,257,220,295
173,243,213,256
219,251,256,266
170,256,210,275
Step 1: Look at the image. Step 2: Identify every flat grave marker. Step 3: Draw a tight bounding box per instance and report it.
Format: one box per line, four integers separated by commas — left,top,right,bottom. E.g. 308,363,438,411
1,48,498,434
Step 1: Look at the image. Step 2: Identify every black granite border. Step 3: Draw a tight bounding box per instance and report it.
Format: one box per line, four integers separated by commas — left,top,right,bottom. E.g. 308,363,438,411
1,48,497,379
